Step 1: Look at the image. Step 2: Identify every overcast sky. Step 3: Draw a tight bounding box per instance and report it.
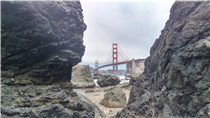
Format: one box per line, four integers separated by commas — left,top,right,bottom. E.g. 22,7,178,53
79,1,175,69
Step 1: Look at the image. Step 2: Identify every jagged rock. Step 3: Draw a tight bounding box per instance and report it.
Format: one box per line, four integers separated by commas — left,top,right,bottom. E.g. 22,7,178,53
1,1,86,85
116,1,210,118
100,88,127,108
1,85,106,118
129,67,144,85
72,64,80,73
1,1,106,118
130,67,144,81
97,75,120,87
71,65,95,88
103,86,116,92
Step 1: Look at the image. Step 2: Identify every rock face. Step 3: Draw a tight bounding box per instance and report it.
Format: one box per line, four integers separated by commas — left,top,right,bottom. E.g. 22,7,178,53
100,88,127,108
130,67,144,81
1,1,86,85
1,1,106,118
116,1,210,118
97,75,121,87
71,65,95,88
1,85,106,118
129,67,144,85
72,64,81,73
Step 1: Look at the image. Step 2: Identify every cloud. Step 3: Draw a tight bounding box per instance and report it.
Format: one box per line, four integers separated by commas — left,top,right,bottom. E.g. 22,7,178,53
79,1,175,69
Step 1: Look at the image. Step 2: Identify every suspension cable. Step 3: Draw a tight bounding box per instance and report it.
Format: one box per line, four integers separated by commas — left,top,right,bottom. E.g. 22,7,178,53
118,45,130,60
118,51,126,61
103,46,112,65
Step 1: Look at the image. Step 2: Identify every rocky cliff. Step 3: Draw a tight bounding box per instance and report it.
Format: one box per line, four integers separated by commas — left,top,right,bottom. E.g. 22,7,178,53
116,1,210,118
1,1,106,118
1,1,86,85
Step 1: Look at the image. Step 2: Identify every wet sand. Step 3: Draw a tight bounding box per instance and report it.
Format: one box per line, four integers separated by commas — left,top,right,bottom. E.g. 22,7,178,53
73,83,131,118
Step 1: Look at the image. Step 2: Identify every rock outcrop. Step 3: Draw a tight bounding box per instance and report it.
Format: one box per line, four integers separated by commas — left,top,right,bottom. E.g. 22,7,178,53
72,64,81,73
129,67,144,85
100,88,127,108
71,65,95,88
97,75,121,87
130,67,144,81
116,1,210,118
1,1,86,85
1,84,106,118
1,1,106,118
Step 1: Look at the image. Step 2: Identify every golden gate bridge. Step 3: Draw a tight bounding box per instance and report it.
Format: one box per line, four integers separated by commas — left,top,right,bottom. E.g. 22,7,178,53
95,43,146,73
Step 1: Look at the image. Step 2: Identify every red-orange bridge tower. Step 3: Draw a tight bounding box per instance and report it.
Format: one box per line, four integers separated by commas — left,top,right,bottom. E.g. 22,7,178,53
95,43,146,73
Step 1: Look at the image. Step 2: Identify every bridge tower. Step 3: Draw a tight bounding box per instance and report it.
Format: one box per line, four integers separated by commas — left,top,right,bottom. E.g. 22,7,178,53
113,43,118,73
95,59,98,73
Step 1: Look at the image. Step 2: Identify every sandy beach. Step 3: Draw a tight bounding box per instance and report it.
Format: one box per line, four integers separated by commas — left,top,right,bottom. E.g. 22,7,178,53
73,83,131,118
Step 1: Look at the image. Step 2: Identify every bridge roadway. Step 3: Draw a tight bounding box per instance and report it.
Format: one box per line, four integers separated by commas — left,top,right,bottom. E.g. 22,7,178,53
95,58,146,70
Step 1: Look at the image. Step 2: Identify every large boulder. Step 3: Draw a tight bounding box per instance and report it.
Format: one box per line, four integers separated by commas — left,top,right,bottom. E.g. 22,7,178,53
97,75,120,87
100,87,127,108
71,65,95,88
130,67,144,81
1,1,106,118
72,64,81,73
1,1,86,85
116,1,210,118
129,67,144,85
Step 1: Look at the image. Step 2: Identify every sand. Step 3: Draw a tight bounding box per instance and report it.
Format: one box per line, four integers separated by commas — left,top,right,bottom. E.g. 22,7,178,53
73,83,131,118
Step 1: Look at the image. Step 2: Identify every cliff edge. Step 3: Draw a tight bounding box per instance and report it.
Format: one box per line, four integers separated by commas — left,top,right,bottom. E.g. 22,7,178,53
1,1,106,118
116,1,210,118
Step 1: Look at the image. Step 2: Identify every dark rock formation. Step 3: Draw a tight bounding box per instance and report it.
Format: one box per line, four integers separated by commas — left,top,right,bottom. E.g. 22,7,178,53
1,1,86,85
100,88,127,108
97,75,120,87
71,65,95,88
1,85,106,118
1,1,106,118
116,1,210,118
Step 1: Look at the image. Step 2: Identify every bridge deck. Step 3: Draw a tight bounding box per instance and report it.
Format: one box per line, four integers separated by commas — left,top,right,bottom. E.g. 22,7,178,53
95,58,146,70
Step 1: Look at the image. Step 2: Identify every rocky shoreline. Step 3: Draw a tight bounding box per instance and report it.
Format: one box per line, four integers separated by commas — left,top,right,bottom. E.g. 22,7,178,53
1,1,210,118
74,83,132,118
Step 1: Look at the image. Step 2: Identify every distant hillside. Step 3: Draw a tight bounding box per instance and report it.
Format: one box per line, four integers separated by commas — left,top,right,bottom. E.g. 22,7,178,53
119,69,126,73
